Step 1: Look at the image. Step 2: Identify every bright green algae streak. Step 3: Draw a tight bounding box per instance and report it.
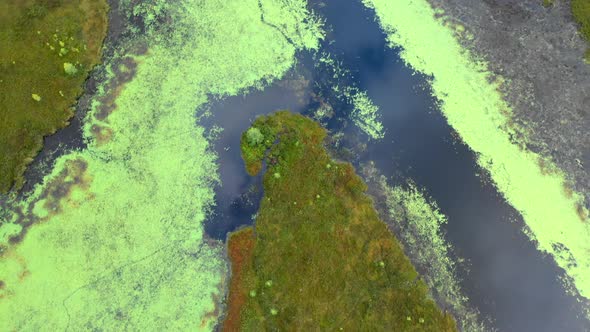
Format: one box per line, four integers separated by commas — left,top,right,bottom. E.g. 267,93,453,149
377,176,485,331
0,0,322,330
346,88,385,140
317,52,385,140
362,0,590,302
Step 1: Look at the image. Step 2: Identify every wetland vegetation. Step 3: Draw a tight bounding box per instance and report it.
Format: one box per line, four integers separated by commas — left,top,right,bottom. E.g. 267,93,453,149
0,0,324,329
572,0,590,60
0,0,108,193
543,0,590,60
223,111,456,331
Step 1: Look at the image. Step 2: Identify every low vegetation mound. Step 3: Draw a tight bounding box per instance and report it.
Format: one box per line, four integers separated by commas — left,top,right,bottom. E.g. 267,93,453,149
223,111,456,331
0,0,108,193
544,0,590,60
572,0,590,45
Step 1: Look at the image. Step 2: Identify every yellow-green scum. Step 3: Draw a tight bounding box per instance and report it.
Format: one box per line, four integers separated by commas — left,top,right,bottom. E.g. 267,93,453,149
363,0,590,302
0,0,323,330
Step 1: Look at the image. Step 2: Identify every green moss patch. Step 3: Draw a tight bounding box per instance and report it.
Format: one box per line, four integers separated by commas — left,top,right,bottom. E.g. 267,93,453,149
572,0,590,41
0,0,108,193
572,0,590,60
225,111,456,331
364,0,590,305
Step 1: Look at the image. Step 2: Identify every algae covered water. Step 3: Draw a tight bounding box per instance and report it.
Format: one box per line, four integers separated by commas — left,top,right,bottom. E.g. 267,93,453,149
204,0,590,330
1,0,589,330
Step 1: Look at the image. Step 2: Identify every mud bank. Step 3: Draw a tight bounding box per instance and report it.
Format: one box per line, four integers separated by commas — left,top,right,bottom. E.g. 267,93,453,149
428,0,589,208
362,0,590,322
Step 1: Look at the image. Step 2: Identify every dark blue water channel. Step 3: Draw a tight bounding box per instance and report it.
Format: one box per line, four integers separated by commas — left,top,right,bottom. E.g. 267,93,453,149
202,0,589,330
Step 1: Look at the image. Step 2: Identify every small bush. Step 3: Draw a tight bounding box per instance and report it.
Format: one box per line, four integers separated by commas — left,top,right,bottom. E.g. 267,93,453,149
246,127,264,146
63,62,78,75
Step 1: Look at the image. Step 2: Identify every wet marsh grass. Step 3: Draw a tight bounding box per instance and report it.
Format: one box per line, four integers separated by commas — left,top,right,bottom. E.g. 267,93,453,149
0,0,108,193
224,111,456,331
571,0,590,61
543,0,590,61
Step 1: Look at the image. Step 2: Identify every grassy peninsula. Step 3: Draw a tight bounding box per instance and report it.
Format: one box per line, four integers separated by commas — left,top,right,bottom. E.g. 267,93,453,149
0,0,108,193
223,111,456,331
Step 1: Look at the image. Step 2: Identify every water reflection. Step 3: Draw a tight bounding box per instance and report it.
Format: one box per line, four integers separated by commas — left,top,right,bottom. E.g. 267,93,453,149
203,0,590,330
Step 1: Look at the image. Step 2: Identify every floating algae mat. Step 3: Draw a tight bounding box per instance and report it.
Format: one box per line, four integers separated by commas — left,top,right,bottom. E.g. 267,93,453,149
198,0,590,330
0,0,323,330
223,111,456,331
1,0,590,330
362,0,590,308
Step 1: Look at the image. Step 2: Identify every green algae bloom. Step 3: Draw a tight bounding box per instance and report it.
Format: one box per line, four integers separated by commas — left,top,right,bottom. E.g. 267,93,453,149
0,0,323,330
344,88,385,140
363,0,590,303
0,0,108,193
375,174,486,331
572,0,590,60
0,222,22,244
316,52,385,139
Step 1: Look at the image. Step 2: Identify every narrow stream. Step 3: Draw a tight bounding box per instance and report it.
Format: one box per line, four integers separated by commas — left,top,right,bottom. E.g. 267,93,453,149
203,0,590,330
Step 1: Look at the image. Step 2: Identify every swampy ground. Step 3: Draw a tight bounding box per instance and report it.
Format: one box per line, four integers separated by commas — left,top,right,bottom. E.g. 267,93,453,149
542,0,590,52
564,0,590,45
0,0,323,330
572,0,590,59
0,0,108,193
428,0,590,209
223,111,456,331
546,0,590,59
207,0,590,329
1,0,589,330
